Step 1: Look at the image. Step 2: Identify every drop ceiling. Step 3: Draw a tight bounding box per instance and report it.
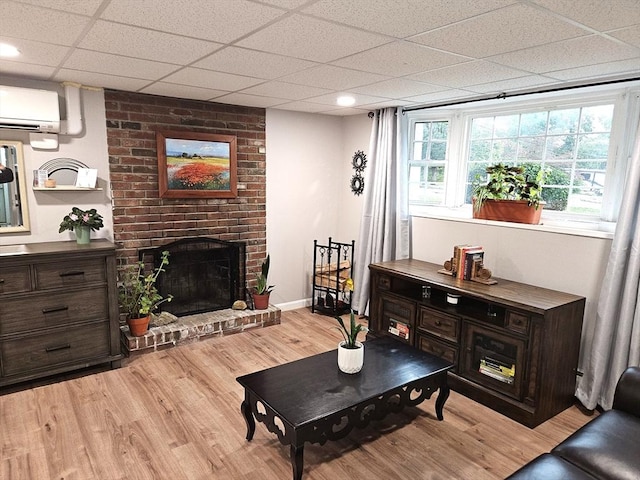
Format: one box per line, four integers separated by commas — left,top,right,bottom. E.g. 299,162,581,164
1,0,639,116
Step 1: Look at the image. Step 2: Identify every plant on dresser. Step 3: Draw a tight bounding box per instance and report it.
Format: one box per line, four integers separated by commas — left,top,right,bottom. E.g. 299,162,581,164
59,206,104,244
118,250,173,336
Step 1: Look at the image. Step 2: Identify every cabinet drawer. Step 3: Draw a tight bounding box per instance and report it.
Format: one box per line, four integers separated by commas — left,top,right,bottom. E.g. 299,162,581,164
418,307,459,343
2,321,110,376
380,293,416,344
0,286,108,335
417,333,458,366
34,258,106,290
0,266,31,295
506,311,529,334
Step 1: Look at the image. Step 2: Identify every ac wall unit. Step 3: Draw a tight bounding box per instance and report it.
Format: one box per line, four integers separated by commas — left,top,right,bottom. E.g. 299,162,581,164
0,85,60,133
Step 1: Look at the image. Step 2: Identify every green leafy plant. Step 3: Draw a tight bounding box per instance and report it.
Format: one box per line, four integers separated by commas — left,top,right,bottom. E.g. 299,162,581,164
118,251,173,319
59,207,104,232
472,163,545,213
334,278,368,349
254,254,274,295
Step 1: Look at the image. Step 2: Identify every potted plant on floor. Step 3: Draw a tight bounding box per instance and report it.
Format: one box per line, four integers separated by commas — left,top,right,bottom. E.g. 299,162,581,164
118,250,173,336
252,254,274,310
472,163,546,224
59,207,104,244
335,278,368,374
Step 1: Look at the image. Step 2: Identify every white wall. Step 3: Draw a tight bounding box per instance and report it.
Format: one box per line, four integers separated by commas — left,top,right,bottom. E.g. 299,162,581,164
411,216,612,370
0,78,112,245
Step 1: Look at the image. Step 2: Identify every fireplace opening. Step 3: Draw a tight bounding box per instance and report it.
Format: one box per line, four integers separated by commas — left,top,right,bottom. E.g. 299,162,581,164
139,238,246,317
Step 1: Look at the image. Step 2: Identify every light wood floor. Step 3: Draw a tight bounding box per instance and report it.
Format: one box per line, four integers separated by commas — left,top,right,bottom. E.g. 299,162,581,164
1,308,595,480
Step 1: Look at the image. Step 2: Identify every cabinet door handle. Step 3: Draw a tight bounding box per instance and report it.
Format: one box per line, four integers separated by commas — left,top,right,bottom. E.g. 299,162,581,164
0,279,5,284
42,305,69,314
435,320,442,326
45,344,71,353
59,271,85,277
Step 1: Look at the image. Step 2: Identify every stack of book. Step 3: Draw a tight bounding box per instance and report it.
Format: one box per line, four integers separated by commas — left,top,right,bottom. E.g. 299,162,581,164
452,244,485,280
479,356,515,384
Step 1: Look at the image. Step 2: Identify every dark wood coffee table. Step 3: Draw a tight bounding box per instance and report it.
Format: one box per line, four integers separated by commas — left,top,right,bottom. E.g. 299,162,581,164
236,337,453,480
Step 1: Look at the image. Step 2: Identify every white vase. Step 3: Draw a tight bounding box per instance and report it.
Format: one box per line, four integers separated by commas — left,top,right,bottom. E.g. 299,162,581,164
337,341,364,374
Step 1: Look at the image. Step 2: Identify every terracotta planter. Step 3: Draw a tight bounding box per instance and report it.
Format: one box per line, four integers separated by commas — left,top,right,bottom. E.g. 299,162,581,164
473,199,544,225
337,341,364,374
127,315,150,336
252,292,270,310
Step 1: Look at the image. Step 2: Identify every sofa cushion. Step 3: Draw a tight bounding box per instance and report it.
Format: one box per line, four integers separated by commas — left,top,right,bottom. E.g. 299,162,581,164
552,410,640,480
506,453,599,479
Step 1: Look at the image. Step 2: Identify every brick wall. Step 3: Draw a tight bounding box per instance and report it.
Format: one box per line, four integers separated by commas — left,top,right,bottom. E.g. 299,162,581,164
104,90,266,287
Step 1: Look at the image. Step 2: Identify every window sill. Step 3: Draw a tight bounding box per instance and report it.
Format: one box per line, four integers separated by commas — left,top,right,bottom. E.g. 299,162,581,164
410,206,615,240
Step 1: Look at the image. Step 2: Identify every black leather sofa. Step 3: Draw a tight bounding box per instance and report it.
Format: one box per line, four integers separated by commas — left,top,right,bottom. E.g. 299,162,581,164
506,366,640,480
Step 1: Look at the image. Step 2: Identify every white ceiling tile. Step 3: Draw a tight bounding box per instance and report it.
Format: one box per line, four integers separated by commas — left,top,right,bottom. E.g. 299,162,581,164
530,0,640,31
1,1,91,45
609,26,640,48
79,21,223,65
279,65,389,90
465,75,560,94
241,81,332,100
15,0,103,16
215,93,288,108
271,101,334,113
101,0,286,43
402,89,479,104
352,78,445,98
359,99,412,109
52,70,151,91
305,92,389,106
545,59,640,82
162,68,263,91
140,83,228,101
63,50,179,80
408,61,530,88
193,47,317,79
0,36,70,66
488,35,640,74
333,41,468,76
237,14,390,63
411,3,590,58
303,0,516,38
257,0,309,8
0,61,56,79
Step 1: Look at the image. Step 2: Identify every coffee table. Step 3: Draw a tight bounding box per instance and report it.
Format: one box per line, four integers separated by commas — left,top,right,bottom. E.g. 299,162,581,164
236,337,453,480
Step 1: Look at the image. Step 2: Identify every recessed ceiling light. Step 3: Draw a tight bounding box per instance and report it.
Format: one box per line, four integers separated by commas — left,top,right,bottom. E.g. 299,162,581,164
0,43,20,57
337,95,356,107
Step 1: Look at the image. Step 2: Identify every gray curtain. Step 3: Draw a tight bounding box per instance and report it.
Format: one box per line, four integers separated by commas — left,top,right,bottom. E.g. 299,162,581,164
576,120,640,410
352,107,410,315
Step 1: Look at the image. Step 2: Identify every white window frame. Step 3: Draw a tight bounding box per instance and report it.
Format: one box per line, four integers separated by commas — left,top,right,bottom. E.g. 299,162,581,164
404,83,640,237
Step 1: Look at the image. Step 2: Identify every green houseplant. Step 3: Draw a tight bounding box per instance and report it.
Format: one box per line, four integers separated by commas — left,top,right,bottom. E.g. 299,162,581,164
334,278,368,374
118,250,173,336
59,207,104,244
252,254,274,310
472,163,545,224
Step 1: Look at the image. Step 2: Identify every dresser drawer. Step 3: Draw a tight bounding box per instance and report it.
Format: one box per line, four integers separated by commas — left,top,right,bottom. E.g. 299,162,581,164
0,286,108,335
34,258,106,290
418,307,459,343
0,266,31,295
506,311,529,334
2,321,110,376
417,334,458,366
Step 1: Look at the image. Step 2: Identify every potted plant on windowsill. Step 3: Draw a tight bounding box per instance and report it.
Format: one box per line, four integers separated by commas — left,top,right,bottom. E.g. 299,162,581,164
59,207,104,244
334,278,368,374
472,163,545,224
252,254,274,310
118,250,173,336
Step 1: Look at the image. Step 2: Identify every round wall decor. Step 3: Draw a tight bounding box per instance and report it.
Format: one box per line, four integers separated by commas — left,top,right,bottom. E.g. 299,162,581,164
351,174,364,195
352,150,367,172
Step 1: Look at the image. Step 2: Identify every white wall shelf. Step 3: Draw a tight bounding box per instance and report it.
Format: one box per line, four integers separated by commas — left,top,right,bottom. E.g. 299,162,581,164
33,186,102,191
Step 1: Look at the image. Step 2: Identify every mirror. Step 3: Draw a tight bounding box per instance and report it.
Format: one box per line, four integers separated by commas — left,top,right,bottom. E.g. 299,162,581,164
0,141,30,233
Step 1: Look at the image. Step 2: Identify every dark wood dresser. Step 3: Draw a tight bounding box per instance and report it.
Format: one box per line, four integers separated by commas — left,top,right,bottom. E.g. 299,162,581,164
368,259,585,427
0,240,122,387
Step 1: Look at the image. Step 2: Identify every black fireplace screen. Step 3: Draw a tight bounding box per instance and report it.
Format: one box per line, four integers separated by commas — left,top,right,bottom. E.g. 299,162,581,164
140,238,246,317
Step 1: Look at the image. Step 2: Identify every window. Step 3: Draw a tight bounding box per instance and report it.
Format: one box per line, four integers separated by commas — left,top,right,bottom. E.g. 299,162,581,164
405,84,640,230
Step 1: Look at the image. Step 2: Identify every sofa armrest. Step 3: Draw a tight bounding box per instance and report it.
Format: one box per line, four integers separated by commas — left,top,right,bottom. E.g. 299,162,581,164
612,366,640,417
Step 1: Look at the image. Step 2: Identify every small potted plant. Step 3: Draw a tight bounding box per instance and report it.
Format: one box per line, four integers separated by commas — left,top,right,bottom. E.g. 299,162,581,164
472,163,545,224
252,254,274,310
334,278,368,374
118,250,173,336
59,207,104,244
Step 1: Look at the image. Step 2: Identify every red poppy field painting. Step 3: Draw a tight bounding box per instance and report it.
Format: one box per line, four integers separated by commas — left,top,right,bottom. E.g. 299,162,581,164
157,131,237,198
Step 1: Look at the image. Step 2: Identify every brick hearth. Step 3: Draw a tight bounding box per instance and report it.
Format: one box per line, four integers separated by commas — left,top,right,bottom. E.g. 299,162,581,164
120,306,281,356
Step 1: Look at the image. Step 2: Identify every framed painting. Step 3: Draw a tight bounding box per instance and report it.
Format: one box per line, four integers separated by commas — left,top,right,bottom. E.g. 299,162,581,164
157,130,237,198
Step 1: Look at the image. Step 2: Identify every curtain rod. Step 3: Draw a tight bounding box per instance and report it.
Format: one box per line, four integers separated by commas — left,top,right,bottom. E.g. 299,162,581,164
401,75,640,113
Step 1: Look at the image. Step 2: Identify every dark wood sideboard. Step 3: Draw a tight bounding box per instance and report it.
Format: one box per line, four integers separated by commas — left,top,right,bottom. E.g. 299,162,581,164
368,259,585,428
0,240,122,387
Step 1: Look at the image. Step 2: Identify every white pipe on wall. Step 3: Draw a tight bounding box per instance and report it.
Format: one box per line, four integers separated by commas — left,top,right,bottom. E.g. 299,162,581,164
60,82,83,135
